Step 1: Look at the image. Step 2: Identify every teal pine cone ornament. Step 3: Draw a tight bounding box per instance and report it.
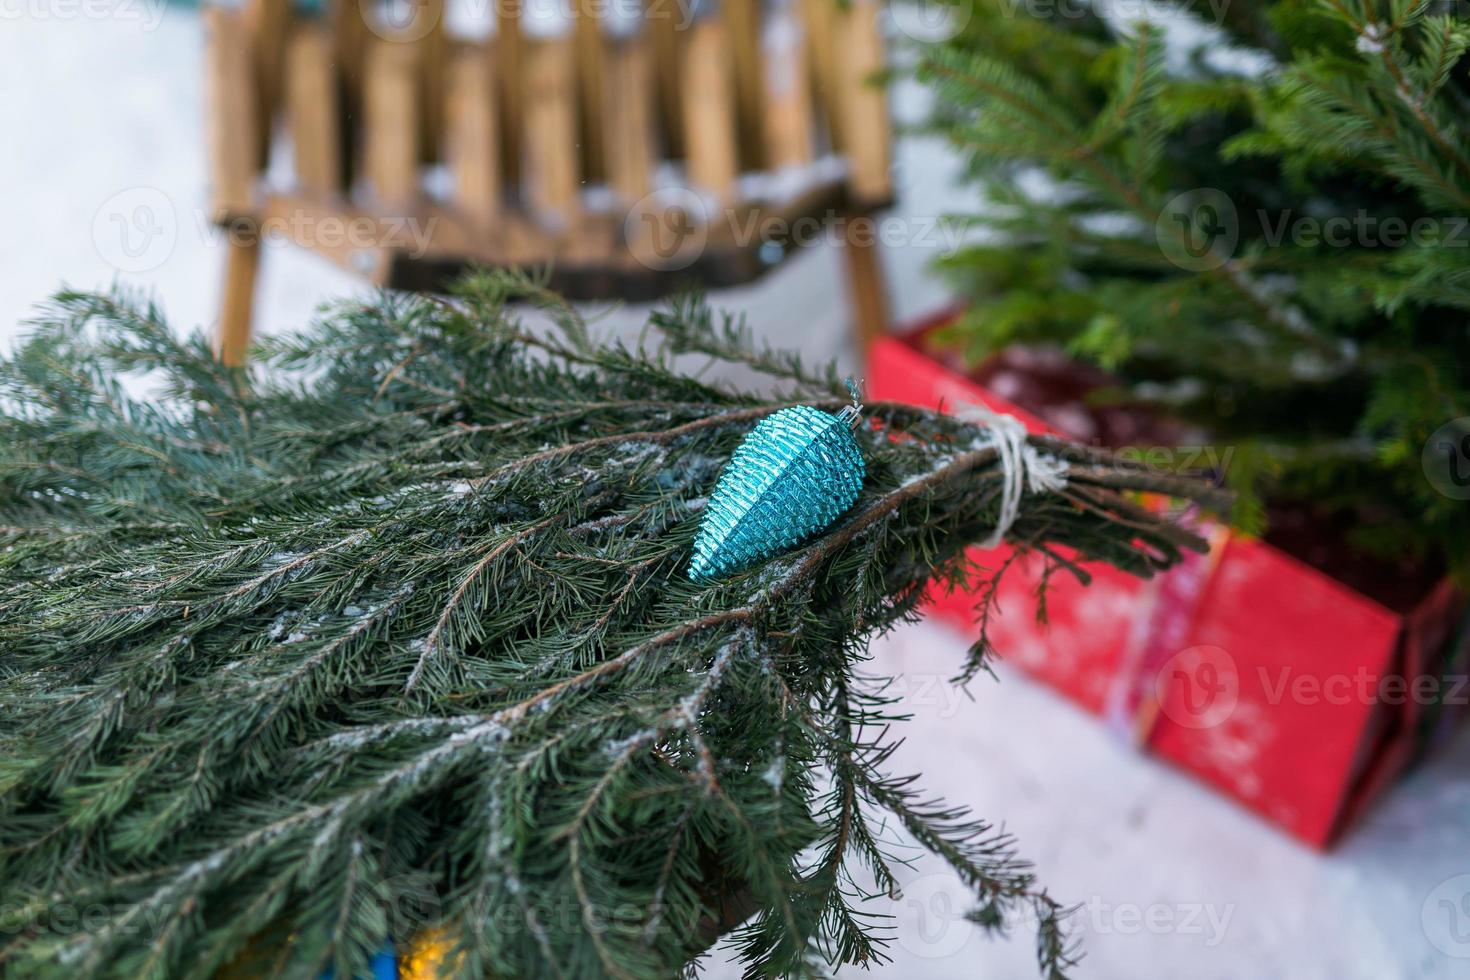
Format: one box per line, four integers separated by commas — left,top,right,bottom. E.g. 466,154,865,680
689,382,866,581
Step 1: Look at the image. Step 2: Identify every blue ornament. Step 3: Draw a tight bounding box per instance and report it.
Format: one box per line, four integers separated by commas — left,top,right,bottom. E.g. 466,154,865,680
318,940,397,980
689,382,866,581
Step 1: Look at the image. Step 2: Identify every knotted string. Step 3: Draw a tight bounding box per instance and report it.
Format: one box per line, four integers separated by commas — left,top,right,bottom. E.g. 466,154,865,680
838,377,864,430
960,403,1069,549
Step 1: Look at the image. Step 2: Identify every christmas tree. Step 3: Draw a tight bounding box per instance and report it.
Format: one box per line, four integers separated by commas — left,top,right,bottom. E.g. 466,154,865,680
917,0,1470,579
0,274,1226,978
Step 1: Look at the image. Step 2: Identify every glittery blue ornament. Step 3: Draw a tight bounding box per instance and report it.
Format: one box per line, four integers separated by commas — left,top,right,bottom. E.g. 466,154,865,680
689,382,866,581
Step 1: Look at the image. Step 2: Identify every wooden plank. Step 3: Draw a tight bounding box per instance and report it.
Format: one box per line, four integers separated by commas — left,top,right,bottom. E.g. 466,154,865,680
216,234,261,367
415,0,449,163
799,0,841,151
363,40,422,207
261,194,397,283
203,6,258,217
644,0,682,159
498,208,558,266
558,205,619,269
522,34,581,230
724,0,764,172
394,215,636,299
446,44,502,232
840,228,889,357
286,23,342,197
680,17,738,202
408,201,612,284
835,0,891,203
603,33,656,205
700,171,843,264
761,0,814,170
241,0,290,166
328,0,368,86
328,0,369,189
573,0,607,183
497,2,525,187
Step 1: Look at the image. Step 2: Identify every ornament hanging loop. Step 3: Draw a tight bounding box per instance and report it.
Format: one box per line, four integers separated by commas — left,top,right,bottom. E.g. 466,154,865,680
838,377,865,430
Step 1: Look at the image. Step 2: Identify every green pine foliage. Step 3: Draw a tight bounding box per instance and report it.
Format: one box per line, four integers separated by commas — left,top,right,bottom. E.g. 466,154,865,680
918,0,1470,579
0,274,1225,979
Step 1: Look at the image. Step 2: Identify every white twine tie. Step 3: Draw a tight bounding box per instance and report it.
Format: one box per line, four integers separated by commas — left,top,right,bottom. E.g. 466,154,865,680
960,403,1069,549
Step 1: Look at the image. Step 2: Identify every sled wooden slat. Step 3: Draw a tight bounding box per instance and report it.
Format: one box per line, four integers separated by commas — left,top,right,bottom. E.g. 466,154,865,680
681,15,740,202
446,44,502,232
415,0,449,164
836,0,891,204
204,6,257,217
327,0,368,89
363,39,421,208
242,0,290,162
724,0,765,172
287,25,341,196
800,0,841,148
261,194,395,283
497,4,525,187
522,32,581,230
603,32,658,206
760,0,815,170
573,0,609,183
645,0,684,158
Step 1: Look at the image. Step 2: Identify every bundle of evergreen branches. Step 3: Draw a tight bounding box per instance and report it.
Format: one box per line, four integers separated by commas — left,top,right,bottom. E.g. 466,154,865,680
917,0,1470,578
0,274,1225,979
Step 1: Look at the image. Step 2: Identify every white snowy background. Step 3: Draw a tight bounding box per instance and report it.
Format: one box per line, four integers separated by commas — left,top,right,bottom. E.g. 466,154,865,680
3,8,1470,978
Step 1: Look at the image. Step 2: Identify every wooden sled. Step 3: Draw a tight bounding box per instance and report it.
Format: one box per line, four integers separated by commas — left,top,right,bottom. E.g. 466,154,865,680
203,0,894,365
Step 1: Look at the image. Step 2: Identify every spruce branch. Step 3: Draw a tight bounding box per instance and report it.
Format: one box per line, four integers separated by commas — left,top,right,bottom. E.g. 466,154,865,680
0,277,1225,979
918,0,1470,580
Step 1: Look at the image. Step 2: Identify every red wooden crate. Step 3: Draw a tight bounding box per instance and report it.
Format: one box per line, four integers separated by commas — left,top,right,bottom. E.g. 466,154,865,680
871,316,1467,848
